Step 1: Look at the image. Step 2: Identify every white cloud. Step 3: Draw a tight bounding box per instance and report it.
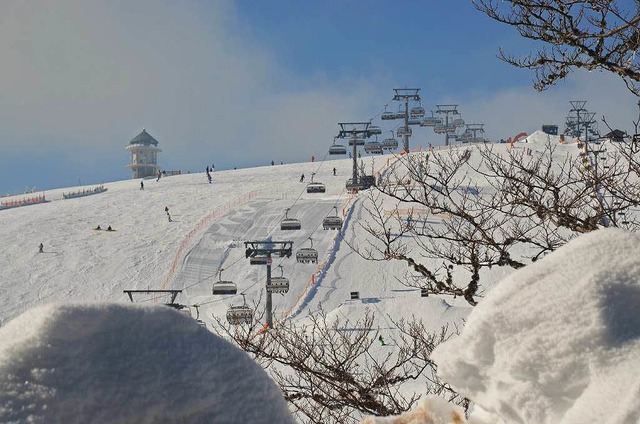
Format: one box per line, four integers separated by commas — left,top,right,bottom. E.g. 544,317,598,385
458,70,639,142
0,0,382,175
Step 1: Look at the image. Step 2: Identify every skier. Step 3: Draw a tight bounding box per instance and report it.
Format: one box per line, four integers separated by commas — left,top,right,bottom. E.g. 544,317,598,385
38,243,44,253
140,181,144,190
93,225,102,231
333,167,336,176
207,173,212,184
271,160,275,166
311,155,315,162
206,166,210,173
378,335,385,346
165,206,172,222
106,225,114,232
156,170,161,182
300,174,305,183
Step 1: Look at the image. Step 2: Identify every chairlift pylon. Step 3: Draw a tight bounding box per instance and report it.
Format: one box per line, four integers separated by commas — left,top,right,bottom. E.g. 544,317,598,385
212,268,237,295
281,208,302,230
296,237,318,263
267,265,290,294
226,294,254,325
323,206,343,230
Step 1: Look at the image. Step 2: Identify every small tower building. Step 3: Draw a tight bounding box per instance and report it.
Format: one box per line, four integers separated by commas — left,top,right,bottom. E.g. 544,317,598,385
125,129,162,179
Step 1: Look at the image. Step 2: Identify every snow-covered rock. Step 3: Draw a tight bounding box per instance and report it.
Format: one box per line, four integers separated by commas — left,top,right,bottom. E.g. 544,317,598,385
432,228,640,424
0,303,294,424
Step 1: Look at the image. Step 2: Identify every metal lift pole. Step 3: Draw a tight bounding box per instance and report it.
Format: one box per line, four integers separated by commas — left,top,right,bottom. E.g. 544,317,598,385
403,97,410,153
266,252,272,327
352,136,358,187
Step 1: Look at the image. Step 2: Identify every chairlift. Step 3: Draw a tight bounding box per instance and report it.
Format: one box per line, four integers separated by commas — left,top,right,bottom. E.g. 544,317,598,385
396,109,406,119
397,126,412,137
381,111,396,120
212,268,237,295
453,118,465,127
364,141,383,154
410,106,426,118
296,238,318,264
323,206,343,230
434,123,446,133
348,137,365,146
281,208,301,230
250,256,268,265
329,139,347,155
307,172,326,193
226,294,254,325
382,137,399,150
420,112,442,127
267,265,290,294
444,124,457,133
367,125,382,136
408,119,421,126
193,305,207,327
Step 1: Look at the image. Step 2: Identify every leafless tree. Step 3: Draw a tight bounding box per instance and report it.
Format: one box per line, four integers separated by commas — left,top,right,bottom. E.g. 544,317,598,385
355,141,640,305
473,0,640,95
212,309,466,424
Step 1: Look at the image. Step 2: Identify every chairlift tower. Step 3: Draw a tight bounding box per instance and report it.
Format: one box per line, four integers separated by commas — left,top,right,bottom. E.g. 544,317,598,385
337,122,372,191
568,101,587,139
244,240,293,328
392,88,421,152
436,104,459,146
466,124,485,143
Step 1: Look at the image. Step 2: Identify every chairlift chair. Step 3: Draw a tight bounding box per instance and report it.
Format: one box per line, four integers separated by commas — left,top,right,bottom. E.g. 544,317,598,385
212,269,238,295
381,111,396,120
367,125,382,136
453,118,465,127
382,137,399,150
267,265,290,294
329,139,347,155
410,106,426,118
306,173,326,193
250,256,268,265
364,141,383,154
397,126,412,137
281,208,302,230
434,123,446,134
296,238,318,263
226,295,254,325
348,137,365,146
323,206,343,230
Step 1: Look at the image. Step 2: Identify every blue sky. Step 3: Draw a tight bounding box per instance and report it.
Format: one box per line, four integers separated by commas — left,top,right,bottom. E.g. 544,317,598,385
0,0,637,195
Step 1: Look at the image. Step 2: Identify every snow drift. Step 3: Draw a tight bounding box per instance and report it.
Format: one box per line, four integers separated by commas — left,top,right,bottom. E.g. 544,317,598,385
0,303,294,424
432,228,640,424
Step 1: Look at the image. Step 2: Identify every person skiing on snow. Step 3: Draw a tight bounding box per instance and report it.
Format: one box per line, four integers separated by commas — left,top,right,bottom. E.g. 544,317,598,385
333,167,337,176
300,174,305,183
207,173,212,184
38,243,44,253
378,335,385,346
156,170,161,182
140,181,144,190
165,206,172,222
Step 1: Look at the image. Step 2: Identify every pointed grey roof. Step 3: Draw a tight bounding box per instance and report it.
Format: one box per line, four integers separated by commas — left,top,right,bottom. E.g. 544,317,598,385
129,129,159,146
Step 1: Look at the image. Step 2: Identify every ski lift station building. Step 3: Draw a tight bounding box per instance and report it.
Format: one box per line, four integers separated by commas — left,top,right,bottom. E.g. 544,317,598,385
125,129,162,179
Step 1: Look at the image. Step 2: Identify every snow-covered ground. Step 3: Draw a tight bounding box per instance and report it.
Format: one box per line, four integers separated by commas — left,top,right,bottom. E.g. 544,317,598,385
1,136,638,423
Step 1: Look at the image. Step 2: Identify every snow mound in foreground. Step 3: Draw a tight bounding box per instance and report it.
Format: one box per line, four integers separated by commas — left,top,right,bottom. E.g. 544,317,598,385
0,303,294,424
432,228,640,424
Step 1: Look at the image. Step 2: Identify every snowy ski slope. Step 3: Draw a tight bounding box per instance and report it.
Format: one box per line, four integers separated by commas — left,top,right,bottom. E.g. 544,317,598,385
0,135,611,334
